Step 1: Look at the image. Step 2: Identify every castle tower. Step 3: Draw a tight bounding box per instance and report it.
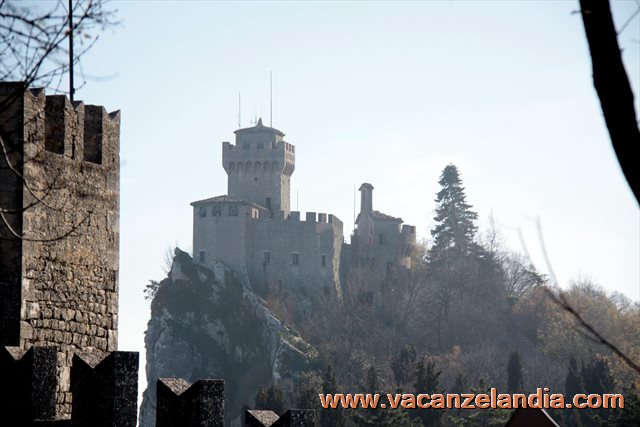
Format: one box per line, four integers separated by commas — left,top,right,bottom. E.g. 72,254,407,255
222,118,295,215
359,183,374,214
0,83,120,417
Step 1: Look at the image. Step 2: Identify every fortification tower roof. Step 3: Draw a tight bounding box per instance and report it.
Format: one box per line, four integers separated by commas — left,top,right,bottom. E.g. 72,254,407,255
234,117,285,137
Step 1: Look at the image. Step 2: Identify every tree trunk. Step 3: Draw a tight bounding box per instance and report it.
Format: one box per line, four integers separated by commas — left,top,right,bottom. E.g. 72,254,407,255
579,0,640,203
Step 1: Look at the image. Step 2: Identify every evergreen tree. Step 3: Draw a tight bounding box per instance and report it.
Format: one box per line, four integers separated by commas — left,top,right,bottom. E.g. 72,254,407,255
265,384,285,415
412,358,443,427
365,365,380,393
255,385,268,409
448,379,511,427
506,351,524,393
321,365,349,427
391,344,417,390
255,383,285,415
565,356,583,397
581,357,614,395
295,372,322,410
413,358,441,393
580,357,616,426
428,164,479,262
356,408,423,426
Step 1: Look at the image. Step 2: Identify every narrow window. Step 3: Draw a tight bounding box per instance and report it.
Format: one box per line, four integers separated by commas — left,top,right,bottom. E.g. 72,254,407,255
292,253,299,266
265,197,272,211
229,205,238,216
321,255,327,267
379,234,384,245
198,207,206,217
264,252,271,264
199,251,206,263
212,206,221,216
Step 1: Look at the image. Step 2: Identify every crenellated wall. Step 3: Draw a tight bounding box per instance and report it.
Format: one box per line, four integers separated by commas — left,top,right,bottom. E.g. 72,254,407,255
0,82,120,417
222,119,295,215
191,198,343,300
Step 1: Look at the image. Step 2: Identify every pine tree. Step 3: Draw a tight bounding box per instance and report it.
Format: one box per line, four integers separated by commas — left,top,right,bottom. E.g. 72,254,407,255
255,383,285,415
565,356,582,397
413,358,441,393
255,385,268,409
412,358,443,427
391,344,417,390
365,365,380,393
506,351,524,393
321,365,349,427
264,383,285,415
295,372,322,410
428,164,479,262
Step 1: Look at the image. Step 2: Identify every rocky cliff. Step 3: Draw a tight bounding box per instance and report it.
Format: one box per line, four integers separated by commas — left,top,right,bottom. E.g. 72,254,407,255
139,250,318,426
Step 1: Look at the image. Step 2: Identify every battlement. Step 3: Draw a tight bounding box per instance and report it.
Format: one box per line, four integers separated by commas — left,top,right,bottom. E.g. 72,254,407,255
284,211,342,226
0,83,120,169
223,140,295,177
0,82,121,418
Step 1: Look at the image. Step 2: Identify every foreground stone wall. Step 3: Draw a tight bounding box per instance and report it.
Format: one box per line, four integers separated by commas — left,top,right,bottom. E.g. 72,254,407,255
0,83,120,417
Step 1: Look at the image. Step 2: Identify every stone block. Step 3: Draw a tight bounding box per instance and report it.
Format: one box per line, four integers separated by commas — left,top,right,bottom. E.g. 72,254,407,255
156,378,224,427
0,345,57,423
272,410,317,427
245,410,280,427
70,351,138,427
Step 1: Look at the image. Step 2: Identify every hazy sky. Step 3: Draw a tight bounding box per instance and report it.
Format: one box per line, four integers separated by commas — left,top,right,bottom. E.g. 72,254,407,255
64,0,639,403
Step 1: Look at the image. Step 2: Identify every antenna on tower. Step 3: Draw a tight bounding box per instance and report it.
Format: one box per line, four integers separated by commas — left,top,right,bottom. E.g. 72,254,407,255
238,92,241,128
297,189,299,211
353,183,356,229
270,71,273,127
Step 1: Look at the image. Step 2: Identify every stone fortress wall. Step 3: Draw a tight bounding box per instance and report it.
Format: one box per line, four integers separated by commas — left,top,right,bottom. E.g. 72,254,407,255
0,83,120,416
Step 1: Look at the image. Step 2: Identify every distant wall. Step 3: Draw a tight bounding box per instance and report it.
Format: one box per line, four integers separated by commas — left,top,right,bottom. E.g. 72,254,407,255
192,202,343,299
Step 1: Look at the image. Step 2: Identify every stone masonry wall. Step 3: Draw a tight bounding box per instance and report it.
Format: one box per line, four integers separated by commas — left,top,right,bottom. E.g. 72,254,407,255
0,83,120,418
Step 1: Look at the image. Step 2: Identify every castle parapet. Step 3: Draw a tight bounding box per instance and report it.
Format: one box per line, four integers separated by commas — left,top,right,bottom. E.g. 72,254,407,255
0,346,57,423
156,378,224,427
6,86,121,168
71,351,138,427
288,211,300,222
318,213,327,223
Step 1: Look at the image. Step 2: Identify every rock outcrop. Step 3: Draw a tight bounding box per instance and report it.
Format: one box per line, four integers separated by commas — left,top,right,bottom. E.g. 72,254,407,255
139,250,318,427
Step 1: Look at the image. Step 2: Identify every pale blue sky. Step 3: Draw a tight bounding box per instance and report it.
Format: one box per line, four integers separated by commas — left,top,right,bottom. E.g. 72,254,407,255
66,0,639,402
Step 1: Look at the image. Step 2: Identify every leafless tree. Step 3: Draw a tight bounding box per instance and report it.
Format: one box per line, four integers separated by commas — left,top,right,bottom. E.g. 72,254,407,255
0,0,118,240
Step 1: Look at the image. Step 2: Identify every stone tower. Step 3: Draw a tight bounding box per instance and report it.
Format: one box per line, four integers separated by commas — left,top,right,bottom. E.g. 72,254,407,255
222,118,295,215
0,82,120,417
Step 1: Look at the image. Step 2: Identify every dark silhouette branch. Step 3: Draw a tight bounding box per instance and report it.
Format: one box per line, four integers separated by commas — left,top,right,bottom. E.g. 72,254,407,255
0,0,118,241
579,0,640,204
544,287,640,374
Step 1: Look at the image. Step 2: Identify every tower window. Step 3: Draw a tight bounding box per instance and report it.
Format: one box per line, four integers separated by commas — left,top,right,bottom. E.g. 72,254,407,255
379,234,384,245
198,207,207,217
212,206,221,216
264,252,271,264
321,255,327,267
229,205,238,216
199,251,206,263
292,253,299,266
